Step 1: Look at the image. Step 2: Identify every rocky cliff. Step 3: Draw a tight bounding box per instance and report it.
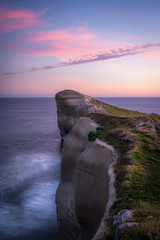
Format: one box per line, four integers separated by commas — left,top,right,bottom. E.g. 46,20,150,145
55,90,117,240
55,89,160,240
55,90,95,137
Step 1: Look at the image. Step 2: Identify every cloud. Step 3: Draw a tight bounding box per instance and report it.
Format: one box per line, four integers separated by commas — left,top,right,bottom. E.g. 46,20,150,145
4,42,160,75
18,26,101,60
0,25,105,60
0,20,138,61
0,5,46,33
30,27,95,43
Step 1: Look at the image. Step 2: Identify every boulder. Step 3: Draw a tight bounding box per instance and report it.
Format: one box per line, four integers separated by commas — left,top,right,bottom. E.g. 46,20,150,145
113,209,137,240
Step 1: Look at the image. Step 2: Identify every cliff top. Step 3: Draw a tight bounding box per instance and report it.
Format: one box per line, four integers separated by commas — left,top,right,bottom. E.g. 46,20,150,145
55,89,84,99
87,93,160,239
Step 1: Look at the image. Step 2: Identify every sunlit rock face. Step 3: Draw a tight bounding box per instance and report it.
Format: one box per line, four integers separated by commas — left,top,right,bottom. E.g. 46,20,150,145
55,90,116,240
55,89,95,137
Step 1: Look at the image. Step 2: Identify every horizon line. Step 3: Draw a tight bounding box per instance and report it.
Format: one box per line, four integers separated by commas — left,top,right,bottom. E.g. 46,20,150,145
0,96,160,98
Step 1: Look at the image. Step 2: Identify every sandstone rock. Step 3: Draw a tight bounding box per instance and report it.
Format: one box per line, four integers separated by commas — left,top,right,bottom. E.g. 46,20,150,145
55,90,117,240
75,139,115,239
61,117,99,181
56,116,117,240
55,90,95,137
56,117,98,240
56,180,81,240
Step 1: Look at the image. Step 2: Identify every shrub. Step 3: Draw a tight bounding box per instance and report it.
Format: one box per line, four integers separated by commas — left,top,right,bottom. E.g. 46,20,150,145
96,126,104,131
88,131,97,141
88,127,104,141
96,126,104,136
96,130,102,136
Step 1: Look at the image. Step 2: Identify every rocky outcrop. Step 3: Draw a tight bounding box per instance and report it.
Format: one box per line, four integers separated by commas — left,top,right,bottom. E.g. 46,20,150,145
55,89,95,137
55,90,117,240
113,210,138,240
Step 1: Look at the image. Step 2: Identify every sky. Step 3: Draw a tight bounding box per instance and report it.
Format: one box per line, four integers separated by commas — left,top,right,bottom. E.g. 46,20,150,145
0,0,160,97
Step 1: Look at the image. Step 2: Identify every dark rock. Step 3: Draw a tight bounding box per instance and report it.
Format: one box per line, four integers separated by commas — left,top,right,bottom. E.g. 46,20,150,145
113,209,137,240
113,209,133,226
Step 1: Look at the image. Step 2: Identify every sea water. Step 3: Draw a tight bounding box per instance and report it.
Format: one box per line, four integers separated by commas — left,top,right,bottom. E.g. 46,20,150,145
0,98,60,240
0,97,159,240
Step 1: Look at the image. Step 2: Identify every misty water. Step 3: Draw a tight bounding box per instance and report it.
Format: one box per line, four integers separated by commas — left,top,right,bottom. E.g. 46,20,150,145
0,97,160,240
0,98,60,240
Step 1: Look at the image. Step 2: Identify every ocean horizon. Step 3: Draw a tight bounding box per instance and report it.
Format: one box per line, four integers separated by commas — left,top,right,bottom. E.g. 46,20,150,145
0,97,159,114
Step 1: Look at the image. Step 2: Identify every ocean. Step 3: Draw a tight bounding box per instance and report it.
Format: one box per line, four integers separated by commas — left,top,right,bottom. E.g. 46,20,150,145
0,97,159,240
0,98,60,240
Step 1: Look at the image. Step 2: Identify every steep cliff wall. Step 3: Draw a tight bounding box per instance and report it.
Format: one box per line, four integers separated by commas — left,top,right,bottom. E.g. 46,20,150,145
55,89,95,137
55,90,117,240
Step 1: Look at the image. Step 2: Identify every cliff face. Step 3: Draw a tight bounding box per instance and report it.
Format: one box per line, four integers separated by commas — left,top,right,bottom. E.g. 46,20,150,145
55,89,95,137
55,90,117,240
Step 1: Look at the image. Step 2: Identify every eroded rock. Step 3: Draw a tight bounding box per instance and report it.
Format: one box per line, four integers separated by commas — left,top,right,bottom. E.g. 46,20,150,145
56,180,81,240
56,117,117,240
55,90,117,240
55,89,95,137
75,139,115,239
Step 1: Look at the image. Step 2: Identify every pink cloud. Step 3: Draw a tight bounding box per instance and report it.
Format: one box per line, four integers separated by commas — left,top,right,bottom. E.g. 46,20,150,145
4,42,160,75
1,8,160,77
30,25,95,43
19,26,132,61
0,5,46,33
0,17,137,61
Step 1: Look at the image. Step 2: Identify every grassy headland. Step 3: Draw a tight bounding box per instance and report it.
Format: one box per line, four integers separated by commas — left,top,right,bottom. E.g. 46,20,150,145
87,99,160,240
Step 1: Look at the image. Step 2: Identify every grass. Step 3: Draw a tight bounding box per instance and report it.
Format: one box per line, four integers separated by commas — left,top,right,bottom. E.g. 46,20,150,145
86,99,160,240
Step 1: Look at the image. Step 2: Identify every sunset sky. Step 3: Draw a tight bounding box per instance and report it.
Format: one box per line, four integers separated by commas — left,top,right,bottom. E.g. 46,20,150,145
0,0,160,97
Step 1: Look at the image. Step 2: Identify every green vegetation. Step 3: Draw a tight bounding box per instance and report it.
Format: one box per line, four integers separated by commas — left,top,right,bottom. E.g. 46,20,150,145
87,99,160,240
88,131,97,141
88,127,104,141
96,126,104,136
